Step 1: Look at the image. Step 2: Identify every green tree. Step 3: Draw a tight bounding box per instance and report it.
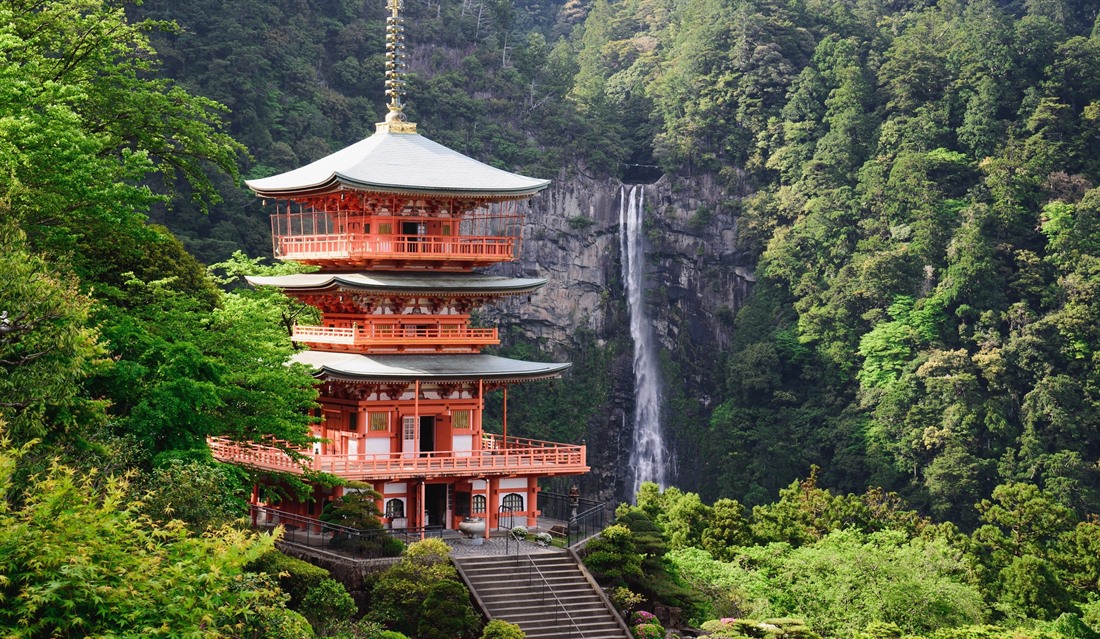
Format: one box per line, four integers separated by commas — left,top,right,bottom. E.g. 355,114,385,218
0,227,104,447
0,437,292,638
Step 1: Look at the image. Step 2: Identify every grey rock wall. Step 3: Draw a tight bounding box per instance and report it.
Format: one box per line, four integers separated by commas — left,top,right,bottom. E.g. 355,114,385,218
486,173,756,500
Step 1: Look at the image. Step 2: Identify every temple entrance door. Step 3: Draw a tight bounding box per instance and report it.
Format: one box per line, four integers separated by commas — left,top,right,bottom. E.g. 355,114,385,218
401,221,420,253
419,416,435,454
424,484,447,528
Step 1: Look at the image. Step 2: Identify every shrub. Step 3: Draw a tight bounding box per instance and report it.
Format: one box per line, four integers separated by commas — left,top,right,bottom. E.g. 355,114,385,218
480,619,526,639
610,586,645,614
511,525,528,539
367,539,460,636
301,578,357,634
568,215,595,230
326,620,411,639
535,532,553,545
631,611,661,626
631,623,663,639
583,524,643,584
246,549,330,607
417,579,482,639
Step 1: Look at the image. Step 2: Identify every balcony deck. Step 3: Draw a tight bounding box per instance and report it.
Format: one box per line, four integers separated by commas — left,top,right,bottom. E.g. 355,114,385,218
274,233,516,267
291,324,500,352
209,433,588,481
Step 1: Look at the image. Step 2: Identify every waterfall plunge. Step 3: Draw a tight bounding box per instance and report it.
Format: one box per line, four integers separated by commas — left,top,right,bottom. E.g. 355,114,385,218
620,185,667,499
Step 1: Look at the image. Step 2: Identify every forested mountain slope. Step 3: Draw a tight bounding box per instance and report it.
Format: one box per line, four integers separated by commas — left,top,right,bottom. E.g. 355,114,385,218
5,0,1100,636
135,0,1100,523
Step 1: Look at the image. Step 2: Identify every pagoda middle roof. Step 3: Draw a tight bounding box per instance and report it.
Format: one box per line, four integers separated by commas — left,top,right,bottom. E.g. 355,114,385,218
292,352,571,383
245,130,551,199
245,272,546,296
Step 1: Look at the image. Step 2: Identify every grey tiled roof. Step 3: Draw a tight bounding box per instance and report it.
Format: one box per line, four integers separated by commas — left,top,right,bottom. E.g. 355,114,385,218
246,131,550,198
291,352,571,382
245,272,546,296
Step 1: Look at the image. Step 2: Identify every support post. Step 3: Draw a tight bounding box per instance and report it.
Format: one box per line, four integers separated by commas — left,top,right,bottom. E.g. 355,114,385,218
420,480,426,541
502,385,508,447
483,479,491,540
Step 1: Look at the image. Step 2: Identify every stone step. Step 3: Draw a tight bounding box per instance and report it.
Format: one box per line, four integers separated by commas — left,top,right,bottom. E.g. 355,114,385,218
466,581,593,597
454,553,630,639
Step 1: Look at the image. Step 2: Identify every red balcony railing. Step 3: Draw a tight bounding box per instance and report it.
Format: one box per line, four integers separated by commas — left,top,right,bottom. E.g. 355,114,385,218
208,433,588,481
269,208,523,266
274,234,517,263
291,324,500,349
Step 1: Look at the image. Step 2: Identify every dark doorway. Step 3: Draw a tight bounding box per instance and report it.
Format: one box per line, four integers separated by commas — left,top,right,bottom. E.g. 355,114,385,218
419,416,435,453
424,484,447,528
401,221,420,252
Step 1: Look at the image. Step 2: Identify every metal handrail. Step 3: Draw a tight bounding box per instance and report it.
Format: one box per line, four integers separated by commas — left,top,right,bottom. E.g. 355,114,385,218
517,542,588,639
568,502,614,547
249,505,440,559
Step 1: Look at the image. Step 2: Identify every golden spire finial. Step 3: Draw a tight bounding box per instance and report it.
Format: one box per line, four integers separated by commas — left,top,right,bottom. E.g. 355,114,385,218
380,0,417,133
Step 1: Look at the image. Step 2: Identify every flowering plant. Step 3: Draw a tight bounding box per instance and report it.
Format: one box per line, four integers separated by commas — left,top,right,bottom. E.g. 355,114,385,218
630,611,659,626
510,525,528,539
630,623,663,639
534,532,553,546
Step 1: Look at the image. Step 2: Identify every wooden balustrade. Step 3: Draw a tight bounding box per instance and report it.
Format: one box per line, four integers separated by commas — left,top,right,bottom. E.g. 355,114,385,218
208,434,588,480
273,233,516,262
290,324,499,348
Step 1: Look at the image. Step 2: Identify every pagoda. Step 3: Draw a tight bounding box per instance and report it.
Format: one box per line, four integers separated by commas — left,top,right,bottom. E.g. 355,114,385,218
208,0,587,535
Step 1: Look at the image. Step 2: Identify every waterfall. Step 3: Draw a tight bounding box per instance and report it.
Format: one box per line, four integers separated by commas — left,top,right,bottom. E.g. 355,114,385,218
620,185,667,499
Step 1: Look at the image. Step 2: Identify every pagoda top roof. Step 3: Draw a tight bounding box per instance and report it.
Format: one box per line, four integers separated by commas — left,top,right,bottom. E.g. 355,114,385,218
292,352,571,383
246,128,551,200
245,272,546,296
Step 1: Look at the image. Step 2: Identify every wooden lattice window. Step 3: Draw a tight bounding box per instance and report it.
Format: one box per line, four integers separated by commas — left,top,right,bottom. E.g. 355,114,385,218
452,410,471,429
369,412,389,432
385,498,405,519
472,494,486,514
502,493,524,512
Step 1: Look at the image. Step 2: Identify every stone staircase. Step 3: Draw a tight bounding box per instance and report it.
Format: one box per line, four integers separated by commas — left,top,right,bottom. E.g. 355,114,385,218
454,551,631,639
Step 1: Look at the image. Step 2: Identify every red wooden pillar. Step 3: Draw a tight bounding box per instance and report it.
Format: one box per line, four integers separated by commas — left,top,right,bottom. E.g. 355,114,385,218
527,476,539,528
487,476,499,533
483,478,492,540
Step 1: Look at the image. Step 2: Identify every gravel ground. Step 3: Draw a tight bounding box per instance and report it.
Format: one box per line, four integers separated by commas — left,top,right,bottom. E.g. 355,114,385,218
444,536,567,557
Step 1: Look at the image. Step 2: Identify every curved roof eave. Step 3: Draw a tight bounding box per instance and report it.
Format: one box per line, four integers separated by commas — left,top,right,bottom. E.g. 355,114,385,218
244,273,548,296
244,130,551,200
248,176,551,200
290,352,572,383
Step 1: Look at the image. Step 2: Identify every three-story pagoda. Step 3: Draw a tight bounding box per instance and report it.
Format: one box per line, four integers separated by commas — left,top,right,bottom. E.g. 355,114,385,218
209,0,587,535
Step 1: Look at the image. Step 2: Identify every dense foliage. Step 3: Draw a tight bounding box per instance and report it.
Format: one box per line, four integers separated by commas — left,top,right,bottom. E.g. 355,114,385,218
586,482,1100,638
126,0,1100,529
6,0,1100,636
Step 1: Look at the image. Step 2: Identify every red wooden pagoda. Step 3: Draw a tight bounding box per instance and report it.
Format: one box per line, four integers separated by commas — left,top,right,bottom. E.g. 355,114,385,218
209,0,587,535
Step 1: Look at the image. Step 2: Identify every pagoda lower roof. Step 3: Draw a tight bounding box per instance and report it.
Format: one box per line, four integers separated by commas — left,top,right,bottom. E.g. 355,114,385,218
292,352,571,383
245,272,546,297
245,129,550,200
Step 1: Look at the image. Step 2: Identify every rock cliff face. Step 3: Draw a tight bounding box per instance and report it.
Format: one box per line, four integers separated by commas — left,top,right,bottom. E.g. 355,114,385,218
486,173,756,501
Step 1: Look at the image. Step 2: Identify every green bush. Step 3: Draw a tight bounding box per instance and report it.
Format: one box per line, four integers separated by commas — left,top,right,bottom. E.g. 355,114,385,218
326,619,411,639
417,579,482,639
301,578,357,634
367,539,460,636
480,620,526,639
246,549,330,607
631,623,663,639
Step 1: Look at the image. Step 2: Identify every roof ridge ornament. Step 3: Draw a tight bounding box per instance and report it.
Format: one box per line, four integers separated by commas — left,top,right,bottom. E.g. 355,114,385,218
379,0,417,134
